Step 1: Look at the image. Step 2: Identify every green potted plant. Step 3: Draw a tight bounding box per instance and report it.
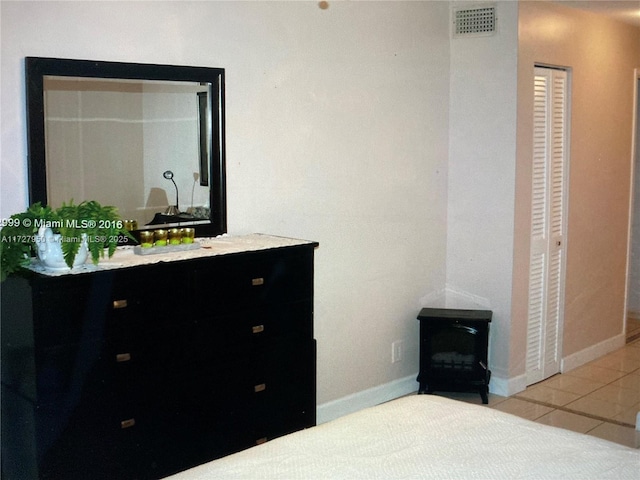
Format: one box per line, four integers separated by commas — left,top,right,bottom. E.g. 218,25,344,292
1,200,134,280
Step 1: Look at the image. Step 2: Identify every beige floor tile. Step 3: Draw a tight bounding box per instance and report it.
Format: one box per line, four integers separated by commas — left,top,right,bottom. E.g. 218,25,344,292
587,422,640,449
492,398,554,421
609,346,640,362
564,364,628,384
612,402,640,427
516,385,581,406
610,373,640,392
565,396,627,421
538,373,605,396
617,342,640,352
486,394,509,406
587,384,640,408
589,352,640,373
535,409,603,434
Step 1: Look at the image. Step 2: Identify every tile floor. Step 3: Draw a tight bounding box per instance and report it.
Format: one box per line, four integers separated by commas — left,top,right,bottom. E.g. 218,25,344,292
432,337,640,449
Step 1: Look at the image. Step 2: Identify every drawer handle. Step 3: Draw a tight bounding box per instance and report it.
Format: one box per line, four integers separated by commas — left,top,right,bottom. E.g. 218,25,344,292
252,325,265,334
255,437,268,445
113,299,128,309
254,383,266,393
120,418,136,429
116,353,131,363
251,277,265,286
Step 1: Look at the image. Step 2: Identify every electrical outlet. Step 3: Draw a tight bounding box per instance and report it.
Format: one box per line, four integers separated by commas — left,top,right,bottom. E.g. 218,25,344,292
392,340,403,363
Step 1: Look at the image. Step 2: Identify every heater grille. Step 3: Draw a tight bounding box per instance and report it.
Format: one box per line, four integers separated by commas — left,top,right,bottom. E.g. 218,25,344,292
453,5,497,37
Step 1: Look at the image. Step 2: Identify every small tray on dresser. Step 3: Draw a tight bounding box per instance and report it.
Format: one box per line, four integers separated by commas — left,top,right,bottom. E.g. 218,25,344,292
133,242,201,256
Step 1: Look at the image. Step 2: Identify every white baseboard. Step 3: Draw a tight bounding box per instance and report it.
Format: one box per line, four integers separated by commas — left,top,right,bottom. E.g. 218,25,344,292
316,373,418,425
316,370,526,422
489,372,527,397
321,334,627,418
561,333,626,373
487,334,626,396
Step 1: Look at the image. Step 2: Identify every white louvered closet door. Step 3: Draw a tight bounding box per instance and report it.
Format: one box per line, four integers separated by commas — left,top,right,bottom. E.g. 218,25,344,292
526,67,569,386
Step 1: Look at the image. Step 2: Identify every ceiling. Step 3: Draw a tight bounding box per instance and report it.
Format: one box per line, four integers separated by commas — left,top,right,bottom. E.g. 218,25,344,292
553,1,640,27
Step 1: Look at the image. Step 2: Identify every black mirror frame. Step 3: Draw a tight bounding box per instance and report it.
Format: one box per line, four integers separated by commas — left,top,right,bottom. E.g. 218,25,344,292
25,56,227,237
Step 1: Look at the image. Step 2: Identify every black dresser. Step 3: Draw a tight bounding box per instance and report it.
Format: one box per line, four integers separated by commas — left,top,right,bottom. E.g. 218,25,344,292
1,235,317,479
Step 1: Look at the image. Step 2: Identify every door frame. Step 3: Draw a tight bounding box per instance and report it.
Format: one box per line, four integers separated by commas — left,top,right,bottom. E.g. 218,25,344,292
525,64,571,386
624,68,640,332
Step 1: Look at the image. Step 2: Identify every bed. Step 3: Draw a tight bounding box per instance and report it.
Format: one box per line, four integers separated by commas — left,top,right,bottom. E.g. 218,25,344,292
167,395,639,479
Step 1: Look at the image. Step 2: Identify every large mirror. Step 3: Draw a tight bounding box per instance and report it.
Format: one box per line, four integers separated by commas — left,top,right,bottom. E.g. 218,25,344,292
26,57,226,238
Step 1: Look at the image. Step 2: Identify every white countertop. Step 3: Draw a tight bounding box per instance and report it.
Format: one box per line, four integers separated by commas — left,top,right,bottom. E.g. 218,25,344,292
26,233,317,277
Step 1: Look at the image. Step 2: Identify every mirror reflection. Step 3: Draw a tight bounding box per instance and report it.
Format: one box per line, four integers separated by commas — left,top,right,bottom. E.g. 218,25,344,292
26,57,227,238
43,76,211,227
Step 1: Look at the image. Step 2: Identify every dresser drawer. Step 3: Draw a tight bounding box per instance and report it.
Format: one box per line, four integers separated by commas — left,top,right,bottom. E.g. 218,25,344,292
193,247,314,314
36,399,173,480
250,337,316,441
107,266,195,338
34,340,138,407
33,274,114,349
193,300,313,359
243,300,313,340
108,265,194,314
33,266,196,350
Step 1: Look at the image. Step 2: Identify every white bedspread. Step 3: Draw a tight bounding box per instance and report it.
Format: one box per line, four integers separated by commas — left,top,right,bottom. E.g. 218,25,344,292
167,395,639,479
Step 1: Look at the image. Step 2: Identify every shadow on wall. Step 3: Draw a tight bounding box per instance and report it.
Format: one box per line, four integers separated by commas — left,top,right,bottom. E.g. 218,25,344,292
420,285,492,310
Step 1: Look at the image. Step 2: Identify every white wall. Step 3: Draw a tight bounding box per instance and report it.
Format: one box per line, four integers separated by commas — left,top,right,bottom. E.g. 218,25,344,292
445,1,518,389
0,1,450,410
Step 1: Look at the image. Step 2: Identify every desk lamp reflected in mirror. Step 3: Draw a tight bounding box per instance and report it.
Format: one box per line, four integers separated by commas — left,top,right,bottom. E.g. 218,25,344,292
163,170,180,216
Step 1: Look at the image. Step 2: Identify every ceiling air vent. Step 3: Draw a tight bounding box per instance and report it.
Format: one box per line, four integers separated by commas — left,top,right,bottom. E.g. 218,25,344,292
453,5,497,38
